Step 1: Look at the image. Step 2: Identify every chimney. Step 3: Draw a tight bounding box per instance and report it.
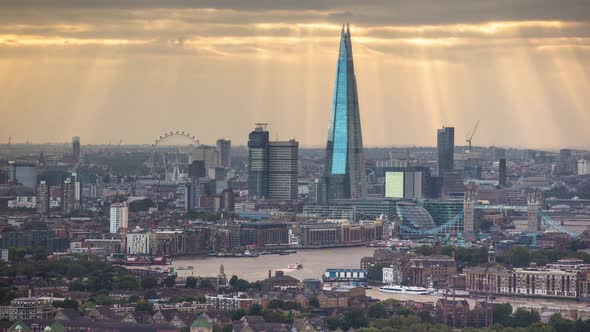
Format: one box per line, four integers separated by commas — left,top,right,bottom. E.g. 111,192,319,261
268,270,271,279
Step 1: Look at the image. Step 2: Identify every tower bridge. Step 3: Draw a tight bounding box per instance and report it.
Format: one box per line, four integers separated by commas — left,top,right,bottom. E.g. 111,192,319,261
399,185,580,239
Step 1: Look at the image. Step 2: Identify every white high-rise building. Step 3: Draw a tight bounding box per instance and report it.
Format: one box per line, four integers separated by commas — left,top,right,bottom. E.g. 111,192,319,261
578,160,590,176
110,202,128,234
126,232,152,255
268,140,299,201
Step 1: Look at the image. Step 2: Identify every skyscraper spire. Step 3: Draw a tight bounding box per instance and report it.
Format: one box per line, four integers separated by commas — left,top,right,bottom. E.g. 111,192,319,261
323,24,366,201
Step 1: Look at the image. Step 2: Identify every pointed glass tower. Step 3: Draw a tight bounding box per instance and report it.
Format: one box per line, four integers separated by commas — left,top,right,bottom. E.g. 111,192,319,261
323,24,366,201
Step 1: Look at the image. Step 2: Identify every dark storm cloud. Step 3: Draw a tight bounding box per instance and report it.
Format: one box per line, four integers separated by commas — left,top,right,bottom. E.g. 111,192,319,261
1,0,590,25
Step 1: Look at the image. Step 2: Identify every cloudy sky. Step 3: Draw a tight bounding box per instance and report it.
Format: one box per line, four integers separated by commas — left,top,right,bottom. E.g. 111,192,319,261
1,0,589,149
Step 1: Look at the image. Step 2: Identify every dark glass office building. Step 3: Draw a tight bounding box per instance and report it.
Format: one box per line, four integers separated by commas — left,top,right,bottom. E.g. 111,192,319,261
248,124,270,199
437,127,455,176
323,24,366,201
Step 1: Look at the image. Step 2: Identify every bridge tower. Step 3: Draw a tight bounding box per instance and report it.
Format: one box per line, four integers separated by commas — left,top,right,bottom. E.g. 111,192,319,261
463,182,478,241
527,189,542,232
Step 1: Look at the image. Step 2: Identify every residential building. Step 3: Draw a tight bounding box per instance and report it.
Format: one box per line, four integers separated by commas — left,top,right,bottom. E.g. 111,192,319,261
126,232,153,256
36,181,50,215
465,259,590,299
578,160,590,176
206,294,253,311
0,297,56,321
109,202,128,234
409,255,457,288
239,222,290,248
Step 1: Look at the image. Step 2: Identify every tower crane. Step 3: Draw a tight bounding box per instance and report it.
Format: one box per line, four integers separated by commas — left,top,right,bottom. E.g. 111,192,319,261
466,120,480,152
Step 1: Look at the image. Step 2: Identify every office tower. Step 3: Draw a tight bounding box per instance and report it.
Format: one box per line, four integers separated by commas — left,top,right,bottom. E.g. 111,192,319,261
463,156,482,180
110,202,128,234
36,180,50,215
186,176,216,212
188,160,206,178
194,145,219,169
220,188,235,211
248,123,270,199
560,149,572,161
61,177,76,214
72,136,80,159
499,159,507,186
268,140,299,201
437,127,455,176
216,139,232,168
385,171,423,199
8,161,37,187
442,172,465,199
323,24,366,201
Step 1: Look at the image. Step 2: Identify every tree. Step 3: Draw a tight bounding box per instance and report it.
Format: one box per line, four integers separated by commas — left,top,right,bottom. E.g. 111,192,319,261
163,276,176,288
340,308,369,330
144,289,158,300
367,302,388,319
114,275,139,290
416,245,434,256
268,299,284,309
513,307,540,327
549,313,575,332
52,299,79,310
248,303,263,316
95,294,115,305
325,317,340,331
230,309,246,320
417,310,432,323
229,275,238,286
308,297,320,309
199,279,214,290
396,307,414,317
141,277,158,289
493,303,513,327
185,277,197,288
135,300,153,313
505,246,531,267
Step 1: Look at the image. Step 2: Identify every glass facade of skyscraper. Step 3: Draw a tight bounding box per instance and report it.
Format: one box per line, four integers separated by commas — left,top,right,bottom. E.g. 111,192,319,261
247,125,269,198
437,127,455,176
324,24,366,201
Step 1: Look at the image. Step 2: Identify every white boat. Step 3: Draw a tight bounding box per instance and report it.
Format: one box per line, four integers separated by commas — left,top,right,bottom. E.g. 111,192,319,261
379,284,429,295
433,289,470,297
286,263,303,269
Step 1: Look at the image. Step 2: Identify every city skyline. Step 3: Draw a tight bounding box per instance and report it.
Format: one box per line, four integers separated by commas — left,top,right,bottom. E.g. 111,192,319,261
1,1,590,149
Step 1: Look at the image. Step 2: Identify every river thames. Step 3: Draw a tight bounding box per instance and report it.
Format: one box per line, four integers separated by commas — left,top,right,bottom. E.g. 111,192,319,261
165,246,588,311
170,246,375,282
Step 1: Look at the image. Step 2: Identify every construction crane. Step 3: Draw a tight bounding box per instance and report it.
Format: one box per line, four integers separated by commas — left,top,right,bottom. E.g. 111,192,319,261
466,120,480,151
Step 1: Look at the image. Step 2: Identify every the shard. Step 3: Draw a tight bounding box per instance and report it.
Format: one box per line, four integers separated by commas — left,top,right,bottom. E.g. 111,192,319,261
323,24,366,201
